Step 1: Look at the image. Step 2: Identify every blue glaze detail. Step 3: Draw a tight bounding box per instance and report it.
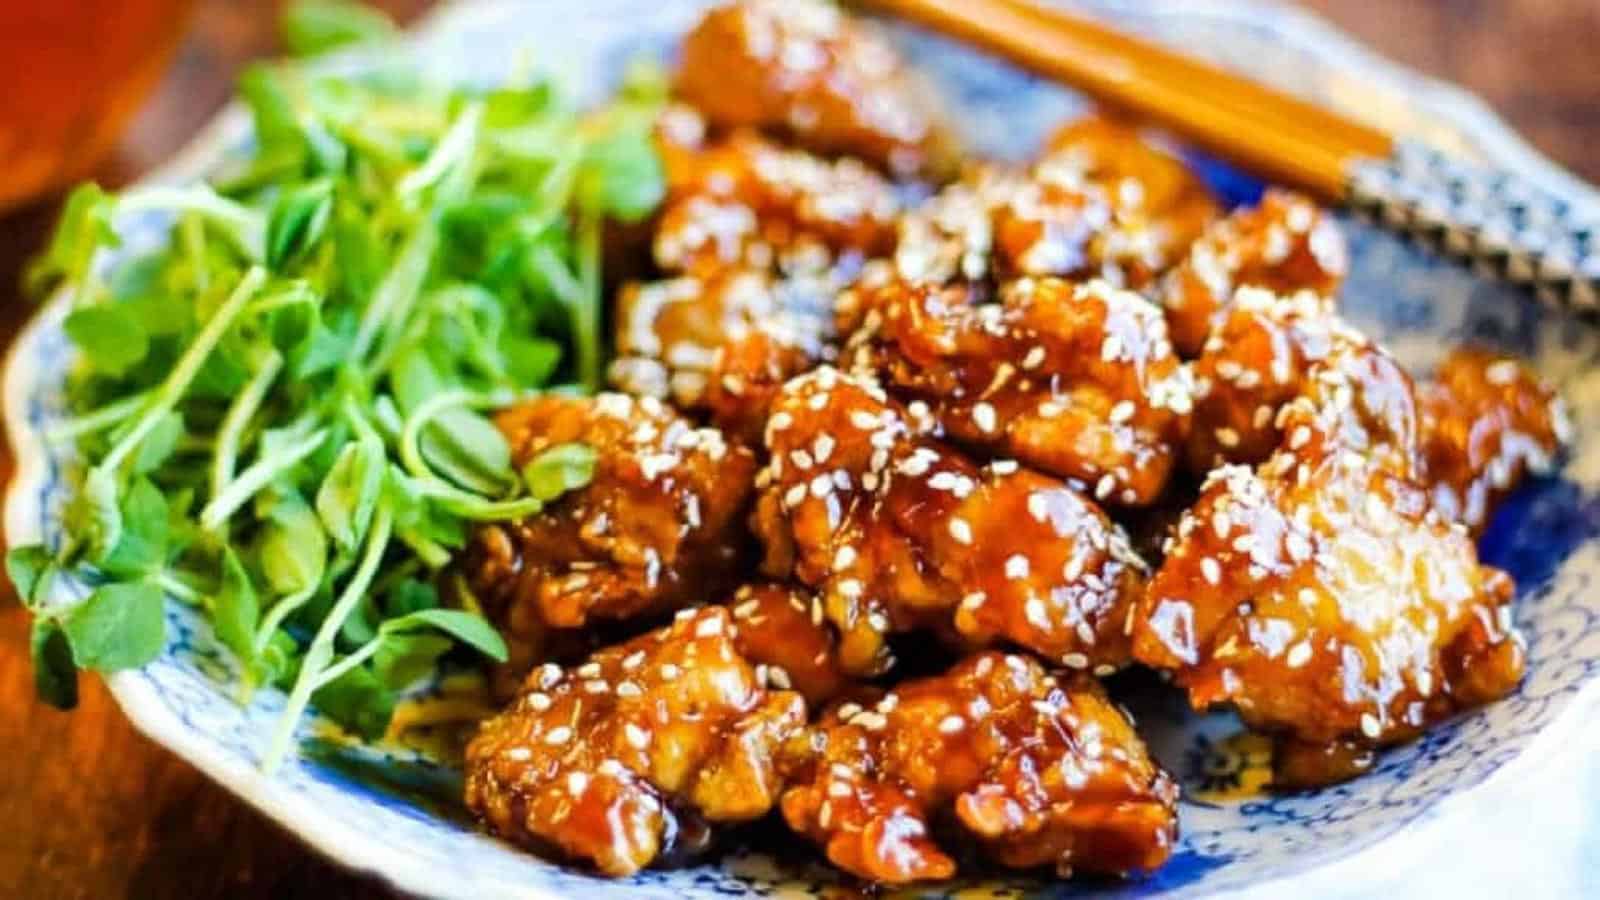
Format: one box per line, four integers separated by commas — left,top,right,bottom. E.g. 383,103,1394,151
7,2,1600,898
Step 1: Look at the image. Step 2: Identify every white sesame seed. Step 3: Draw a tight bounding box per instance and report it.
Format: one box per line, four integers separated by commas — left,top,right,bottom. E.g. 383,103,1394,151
973,402,998,434
1109,400,1136,424
527,693,552,711
1063,652,1090,670
624,723,650,748
1360,712,1382,739
949,517,974,544
1200,557,1222,585
938,715,965,734
544,726,573,746
1095,474,1116,500
1285,642,1312,668
1006,554,1031,579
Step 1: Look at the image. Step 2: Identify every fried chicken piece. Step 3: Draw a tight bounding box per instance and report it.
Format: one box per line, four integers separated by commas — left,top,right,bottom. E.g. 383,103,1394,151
994,118,1218,288
1132,382,1526,788
1162,189,1348,357
889,120,1216,290
653,126,902,275
465,607,807,876
611,119,900,435
465,394,756,672
1418,348,1571,533
609,268,839,421
841,277,1194,505
676,0,955,178
1185,287,1420,476
753,366,1147,676
728,582,850,706
779,652,1179,883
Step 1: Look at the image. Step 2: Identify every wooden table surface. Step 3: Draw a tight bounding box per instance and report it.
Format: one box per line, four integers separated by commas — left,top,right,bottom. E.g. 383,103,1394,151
1,2,1596,897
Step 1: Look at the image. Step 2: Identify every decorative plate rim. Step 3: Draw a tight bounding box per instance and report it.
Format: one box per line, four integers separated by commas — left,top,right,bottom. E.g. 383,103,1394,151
5,2,1598,898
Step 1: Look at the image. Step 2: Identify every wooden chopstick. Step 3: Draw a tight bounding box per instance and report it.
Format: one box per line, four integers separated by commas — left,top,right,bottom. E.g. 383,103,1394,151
856,0,1394,200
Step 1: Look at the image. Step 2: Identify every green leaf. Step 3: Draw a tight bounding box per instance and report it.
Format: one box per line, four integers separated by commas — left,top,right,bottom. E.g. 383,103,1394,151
501,335,560,388
372,632,452,690
315,434,384,552
266,179,334,268
258,493,328,596
98,478,169,578
522,442,597,502
282,0,397,57
64,305,150,376
312,662,395,740
132,411,184,475
26,183,117,298
30,619,78,710
213,548,260,662
63,581,166,671
381,608,507,662
6,546,56,608
580,127,665,222
257,629,303,690
77,467,123,564
421,408,515,495
384,578,439,617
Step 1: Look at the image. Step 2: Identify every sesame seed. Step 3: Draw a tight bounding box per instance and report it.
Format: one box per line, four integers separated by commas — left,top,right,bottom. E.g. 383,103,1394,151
544,726,573,745
1093,663,1117,676
949,517,974,544
1063,652,1089,669
1109,400,1136,424
961,591,987,610
1216,427,1240,448
1023,346,1047,369
624,723,649,748
1005,555,1031,579
1285,642,1312,668
622,651,645,671
616,681,642,698
584,680,609,694
1201,557,1222,585
973,402,998,434
527,693,552,711
938,715,965,734
659,663,681,680
1360,712,1382,739
828,781,852,798
1095,474,1116,500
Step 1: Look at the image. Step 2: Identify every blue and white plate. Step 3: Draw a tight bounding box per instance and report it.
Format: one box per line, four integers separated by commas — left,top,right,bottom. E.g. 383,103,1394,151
7,2,1600,897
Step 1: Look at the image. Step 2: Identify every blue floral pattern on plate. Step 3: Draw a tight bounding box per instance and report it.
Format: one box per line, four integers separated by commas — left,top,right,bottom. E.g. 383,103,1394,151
6,2,1600,898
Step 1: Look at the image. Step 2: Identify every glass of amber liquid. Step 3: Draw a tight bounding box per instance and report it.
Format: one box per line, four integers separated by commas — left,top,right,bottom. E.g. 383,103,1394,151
0,0,195,211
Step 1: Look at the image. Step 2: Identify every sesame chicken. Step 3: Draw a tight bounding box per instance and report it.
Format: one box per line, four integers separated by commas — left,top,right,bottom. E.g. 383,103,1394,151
779,652,1179,884
1185,287,1420,476
1162,189,1349,357
608,267,839,428
653,125,902,275
465,607,807,876
887,118,1216,290
727,582,851,706
1132,387,1525,787
841,277,1193,505
1417,348,1571,533
753,366,1147,677
676,0,955,178
994,117,1218,288
464,394,756,675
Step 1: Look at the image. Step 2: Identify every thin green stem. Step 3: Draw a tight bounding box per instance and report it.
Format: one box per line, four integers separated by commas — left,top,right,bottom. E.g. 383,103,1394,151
263,504,393,773
199,426,328,532
44,391,153,443
312,635,384,690
211,348,284,502
100,267,266,474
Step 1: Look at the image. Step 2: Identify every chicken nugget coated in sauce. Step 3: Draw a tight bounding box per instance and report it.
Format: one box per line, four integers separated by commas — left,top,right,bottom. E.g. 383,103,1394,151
753,366,1147,676
993,118,1218,288
653,126,901,275
727,582,851,706
779,652,1179,884
465,607,806,876
1133,385,1525,787
842,277,1194,505
465,394,756,672
1162,189,1348,357
676,0,954,178
1185,287,1419,476
1418,348,1571,533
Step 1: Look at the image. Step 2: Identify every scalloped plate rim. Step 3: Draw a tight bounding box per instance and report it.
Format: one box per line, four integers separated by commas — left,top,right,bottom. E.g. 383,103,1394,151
4,2,1598,898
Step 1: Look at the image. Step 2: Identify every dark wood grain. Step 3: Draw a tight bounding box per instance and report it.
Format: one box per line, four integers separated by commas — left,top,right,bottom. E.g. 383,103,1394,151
0,2,1595,898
